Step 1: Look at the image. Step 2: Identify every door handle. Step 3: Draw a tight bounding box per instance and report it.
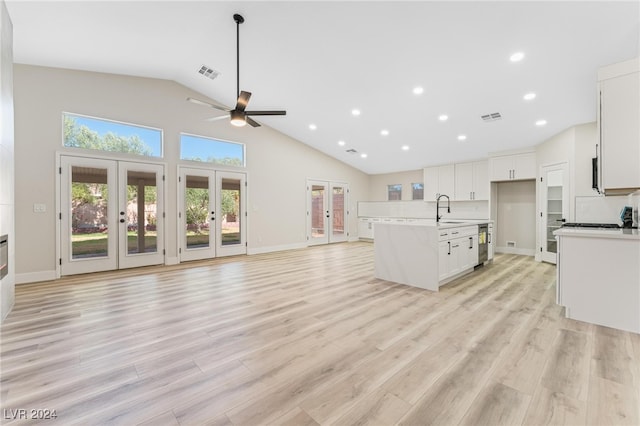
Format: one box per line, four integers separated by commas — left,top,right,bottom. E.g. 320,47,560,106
448,241,451,255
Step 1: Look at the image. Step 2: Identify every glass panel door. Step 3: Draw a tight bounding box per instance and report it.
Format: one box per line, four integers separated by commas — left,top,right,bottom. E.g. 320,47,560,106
541,163,568,264
179,167,216,262
329,183,348,243
216,171,246,257
118,162,165,269
60,156,117,275
308,180,329,245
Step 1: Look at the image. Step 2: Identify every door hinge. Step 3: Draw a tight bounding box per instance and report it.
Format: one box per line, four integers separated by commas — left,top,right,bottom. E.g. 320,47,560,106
540,212,543,217
540,177,543,182
179,248,182,254
162,175,165,181
59,258,62,265
245,181,248,187
245,242,248,247
163,249,166,255
179,212,181,218
245,211,248,217
59,212,62,220
163,212,165,218
178,176,181,182
540,247,543,252
59,167,62,174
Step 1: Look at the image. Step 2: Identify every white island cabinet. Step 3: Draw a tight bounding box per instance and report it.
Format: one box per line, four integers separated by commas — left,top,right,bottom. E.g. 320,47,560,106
374,222,484,291
555,228,640,333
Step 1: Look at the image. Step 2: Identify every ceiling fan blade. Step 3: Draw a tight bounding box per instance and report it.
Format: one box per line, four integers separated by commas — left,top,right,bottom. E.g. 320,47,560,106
245,110,287,116
205,115,229,122
187,97,231,112
235,91,252,112
246,117,261,127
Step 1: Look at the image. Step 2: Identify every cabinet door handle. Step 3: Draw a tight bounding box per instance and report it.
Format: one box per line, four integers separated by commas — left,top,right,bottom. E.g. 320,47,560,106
448,241,451,255
469,237,473,249
488,233,491,243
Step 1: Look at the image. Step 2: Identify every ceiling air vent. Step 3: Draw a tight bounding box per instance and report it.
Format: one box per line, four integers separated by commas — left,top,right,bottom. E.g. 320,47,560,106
198,65,221,80
346,149,358,154
481,112,502,122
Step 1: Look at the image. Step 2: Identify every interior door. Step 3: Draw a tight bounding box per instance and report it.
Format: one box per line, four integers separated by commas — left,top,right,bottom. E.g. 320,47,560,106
541,163,569,264
307,180,329,245
216,171,246,257
60,156,118,275
117,162,165,269
179,167,216,262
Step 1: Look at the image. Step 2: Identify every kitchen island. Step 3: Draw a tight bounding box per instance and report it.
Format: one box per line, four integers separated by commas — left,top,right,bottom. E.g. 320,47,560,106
374,221,491,291
554,227,640,333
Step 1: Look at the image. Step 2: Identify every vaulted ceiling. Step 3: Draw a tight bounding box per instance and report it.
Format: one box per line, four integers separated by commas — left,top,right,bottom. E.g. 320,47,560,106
6,1,639,174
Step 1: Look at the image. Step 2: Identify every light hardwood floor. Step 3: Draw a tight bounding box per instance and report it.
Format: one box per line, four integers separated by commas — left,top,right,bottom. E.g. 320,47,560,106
1,242,638,425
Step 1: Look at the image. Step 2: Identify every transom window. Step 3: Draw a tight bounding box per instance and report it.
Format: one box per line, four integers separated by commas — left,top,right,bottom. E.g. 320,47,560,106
388,184,402,200
412,183,424,200
180,133,245,167
63,113,162,157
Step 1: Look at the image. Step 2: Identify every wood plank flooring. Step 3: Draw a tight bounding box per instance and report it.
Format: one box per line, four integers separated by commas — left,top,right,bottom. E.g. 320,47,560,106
1,242,638,425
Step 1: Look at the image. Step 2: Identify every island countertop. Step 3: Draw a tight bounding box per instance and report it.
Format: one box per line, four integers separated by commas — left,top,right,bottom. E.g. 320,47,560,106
553,227,640,240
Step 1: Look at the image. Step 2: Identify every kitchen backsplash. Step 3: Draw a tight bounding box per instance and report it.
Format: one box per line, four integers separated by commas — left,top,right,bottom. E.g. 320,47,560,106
358,200,489,220
575,195,638,224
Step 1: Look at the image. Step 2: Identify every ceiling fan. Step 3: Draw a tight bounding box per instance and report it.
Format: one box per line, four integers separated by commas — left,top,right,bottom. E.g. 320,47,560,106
187,14,286,128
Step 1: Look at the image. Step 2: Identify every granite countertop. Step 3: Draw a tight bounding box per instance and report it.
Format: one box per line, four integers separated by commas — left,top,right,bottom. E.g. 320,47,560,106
553,227,640,240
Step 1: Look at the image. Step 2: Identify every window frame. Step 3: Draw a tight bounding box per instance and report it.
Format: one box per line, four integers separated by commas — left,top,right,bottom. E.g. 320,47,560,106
62,112,164,158
179,132,246,168
411,182,424,200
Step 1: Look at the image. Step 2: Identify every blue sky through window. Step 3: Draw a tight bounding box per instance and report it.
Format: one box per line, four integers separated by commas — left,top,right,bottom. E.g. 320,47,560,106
180,134,244,166
68,114,162,157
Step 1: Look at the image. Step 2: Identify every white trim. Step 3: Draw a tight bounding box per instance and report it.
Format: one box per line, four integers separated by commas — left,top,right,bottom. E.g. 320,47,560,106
247,242,308,255
16,270,57,284
165,256,179,266
496,247,536,256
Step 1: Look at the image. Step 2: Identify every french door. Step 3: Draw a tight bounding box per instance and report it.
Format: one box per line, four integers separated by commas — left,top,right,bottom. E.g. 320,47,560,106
60,156,164,275
540,162,569,264
307,180,348,246
178,167,246,261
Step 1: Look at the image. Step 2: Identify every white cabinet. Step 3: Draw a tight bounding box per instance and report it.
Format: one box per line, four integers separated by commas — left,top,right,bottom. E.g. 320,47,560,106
424,164,455,201
489,152,536,181
358,218,374,240
454,160,489,200
438,225,479,281
597,58,640,193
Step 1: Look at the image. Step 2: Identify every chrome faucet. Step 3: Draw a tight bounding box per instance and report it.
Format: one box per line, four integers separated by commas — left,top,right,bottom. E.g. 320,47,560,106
436,194,450,223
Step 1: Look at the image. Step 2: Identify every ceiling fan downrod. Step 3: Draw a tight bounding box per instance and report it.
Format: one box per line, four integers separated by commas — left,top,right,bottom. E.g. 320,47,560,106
234,14,244,100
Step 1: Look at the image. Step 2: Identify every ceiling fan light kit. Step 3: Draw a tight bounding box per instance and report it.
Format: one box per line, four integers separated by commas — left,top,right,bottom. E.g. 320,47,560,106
188,13,286,128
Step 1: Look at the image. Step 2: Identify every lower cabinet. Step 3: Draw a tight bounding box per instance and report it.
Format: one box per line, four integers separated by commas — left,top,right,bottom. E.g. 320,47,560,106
439,226,479,282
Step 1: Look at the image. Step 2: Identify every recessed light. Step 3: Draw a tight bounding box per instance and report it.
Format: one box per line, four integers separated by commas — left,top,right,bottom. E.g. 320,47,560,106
401,145,410,151
337,140,345,146
360,153,367,158
438,114,448,121
523,92,536,101
380,129,389,136
536,119,547,126
413,86,424,95
457,135,467,141
309,124,317,130
510,52,525,62
351,109,361,116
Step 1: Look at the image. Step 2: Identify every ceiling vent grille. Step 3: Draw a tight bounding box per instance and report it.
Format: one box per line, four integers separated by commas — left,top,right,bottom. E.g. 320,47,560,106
198,65,221,80
481,112,502,122
346,149,358,154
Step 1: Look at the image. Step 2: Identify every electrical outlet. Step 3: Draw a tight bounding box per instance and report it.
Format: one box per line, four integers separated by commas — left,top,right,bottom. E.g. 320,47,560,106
33,203,46,213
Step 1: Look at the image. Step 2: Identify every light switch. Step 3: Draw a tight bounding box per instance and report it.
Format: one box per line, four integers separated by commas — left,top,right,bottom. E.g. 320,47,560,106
33,203,47,213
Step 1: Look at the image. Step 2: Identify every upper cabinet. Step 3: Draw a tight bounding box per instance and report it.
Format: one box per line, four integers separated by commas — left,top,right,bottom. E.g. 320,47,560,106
424,164,455,201
489,152,536,182
454,160,488,200
597,58,640,194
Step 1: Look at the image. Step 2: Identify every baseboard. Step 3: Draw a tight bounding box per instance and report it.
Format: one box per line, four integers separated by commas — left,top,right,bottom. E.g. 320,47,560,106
495,247,536,256
247,242,308,255
16,270,57,284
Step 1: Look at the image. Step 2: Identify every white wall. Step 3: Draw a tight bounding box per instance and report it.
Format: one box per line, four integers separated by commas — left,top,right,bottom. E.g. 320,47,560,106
0,0,14,320
495,180,536,255
368,169,423,201
13,65,369,281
